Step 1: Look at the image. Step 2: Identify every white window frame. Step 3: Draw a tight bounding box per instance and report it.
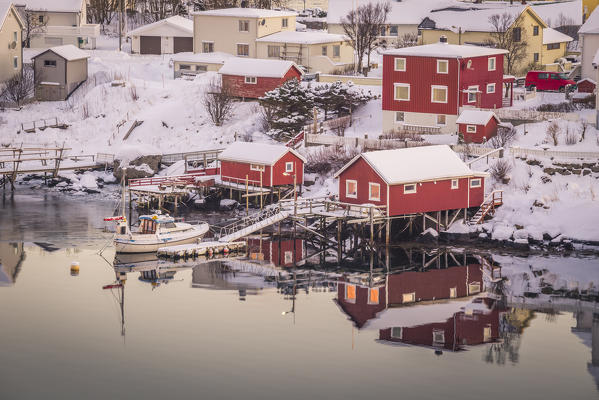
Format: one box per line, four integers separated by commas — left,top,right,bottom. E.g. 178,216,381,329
467,85,479,103
404,183,416,194
436,59,448,74
282,18,288,28
267,45,280,58
470,178,481,188
402,292,416,303
239,20,250,32
394,111,405,123
284,250,293,264
367,288,380,305
394,83,410,101
431,85,448,104
468,282,481,294
394,57,406,71
236,43,249,57
346,179,357,199
487,83,496,94
285,162,293,172
436,114,446,126
488,56,496,71
433,330,445,344
466,125,477,133
449,287,457,298
202,41,214,53
451,179,459,189
368,182,380,201
391,327,403,339
250,164,265,172
244,76,257,84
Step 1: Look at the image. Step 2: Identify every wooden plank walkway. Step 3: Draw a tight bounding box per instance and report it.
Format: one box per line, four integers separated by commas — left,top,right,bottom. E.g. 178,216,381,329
157,240,246,259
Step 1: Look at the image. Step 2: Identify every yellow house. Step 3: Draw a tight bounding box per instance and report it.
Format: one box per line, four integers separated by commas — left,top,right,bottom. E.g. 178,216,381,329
419,5,573,74
0,1,24,83
584,0,599,22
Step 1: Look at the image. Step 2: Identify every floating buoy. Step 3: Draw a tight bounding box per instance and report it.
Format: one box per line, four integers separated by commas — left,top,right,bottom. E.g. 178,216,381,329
223,247,230,254
208,248,214,257
70,261,80,276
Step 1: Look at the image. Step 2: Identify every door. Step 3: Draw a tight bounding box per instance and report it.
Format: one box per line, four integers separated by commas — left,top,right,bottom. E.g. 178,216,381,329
173,37,193,53
140,36,161,55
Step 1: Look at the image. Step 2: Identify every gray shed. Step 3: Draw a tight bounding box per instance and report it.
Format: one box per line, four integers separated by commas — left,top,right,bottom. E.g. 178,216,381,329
32,44,90,101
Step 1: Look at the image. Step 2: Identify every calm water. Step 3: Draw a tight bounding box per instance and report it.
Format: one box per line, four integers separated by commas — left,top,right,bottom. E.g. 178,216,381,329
1,191,599,400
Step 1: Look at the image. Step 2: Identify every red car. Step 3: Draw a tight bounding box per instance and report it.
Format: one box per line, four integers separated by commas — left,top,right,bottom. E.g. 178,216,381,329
525,71,576,92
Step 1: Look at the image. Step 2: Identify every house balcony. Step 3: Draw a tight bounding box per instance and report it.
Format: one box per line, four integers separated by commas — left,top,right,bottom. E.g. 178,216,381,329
43,24,101,38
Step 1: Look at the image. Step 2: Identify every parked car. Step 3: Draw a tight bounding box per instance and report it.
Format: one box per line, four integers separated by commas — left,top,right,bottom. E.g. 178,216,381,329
525,71,576,92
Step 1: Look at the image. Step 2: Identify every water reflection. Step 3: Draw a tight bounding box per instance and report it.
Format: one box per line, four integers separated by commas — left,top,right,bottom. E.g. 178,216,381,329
0,242,25,286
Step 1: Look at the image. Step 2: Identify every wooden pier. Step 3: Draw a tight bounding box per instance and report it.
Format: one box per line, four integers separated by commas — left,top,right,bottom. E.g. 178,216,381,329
157,240,247,259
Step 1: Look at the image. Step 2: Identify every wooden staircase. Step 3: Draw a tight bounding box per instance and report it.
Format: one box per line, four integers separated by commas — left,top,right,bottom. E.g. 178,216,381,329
469,190,503,225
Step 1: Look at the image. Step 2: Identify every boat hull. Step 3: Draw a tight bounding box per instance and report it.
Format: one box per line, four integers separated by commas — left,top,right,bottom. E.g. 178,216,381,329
114,224,209,254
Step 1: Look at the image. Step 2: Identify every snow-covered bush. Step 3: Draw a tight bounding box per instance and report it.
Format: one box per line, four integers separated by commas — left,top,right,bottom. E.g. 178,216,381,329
490,159,512,182
546,121,561,146
203,77,234,127
306,146,360,174
564,127,578,145
488,126,517,149
312,81,376,119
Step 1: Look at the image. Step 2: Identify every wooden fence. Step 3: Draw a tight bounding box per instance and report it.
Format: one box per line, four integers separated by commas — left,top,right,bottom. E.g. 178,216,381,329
305,133,423,148
510,146,599,160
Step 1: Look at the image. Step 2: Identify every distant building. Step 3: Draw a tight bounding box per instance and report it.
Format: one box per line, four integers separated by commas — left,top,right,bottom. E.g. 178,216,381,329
0,1,24,83
32,44,89,101
580,8,599,80
171,52,234,79
128,16,193,55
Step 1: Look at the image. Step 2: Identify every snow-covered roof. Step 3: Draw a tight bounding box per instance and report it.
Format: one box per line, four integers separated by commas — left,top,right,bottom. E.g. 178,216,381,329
593,48,599,66
456,109,499,125
578,77,597,84
218,142,306,165
15,0,83,12
218,58,301,78
579,6,599,34
192,7,296,18
127,16,193,37
257,30,348,44
334,145,484,185
531,0,582,27
543,27,573,44
0,1,22,28
384,42,508,58
33,44,89,61
170,51,235,64
422,5,529,33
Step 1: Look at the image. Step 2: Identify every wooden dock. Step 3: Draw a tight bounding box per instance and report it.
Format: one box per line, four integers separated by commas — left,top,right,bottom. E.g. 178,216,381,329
157,240,247,259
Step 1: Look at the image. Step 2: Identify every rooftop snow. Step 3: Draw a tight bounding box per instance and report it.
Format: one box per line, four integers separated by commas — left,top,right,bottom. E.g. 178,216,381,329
334,145,484,185
192,7,296,18
257,30,348,44
170,51,235,64
33,44,90,61
456,109,499,125
15,0,83,12
579,6,599,34
543,27,573,44
593,48,599,66
127,16,193,36
423,5,527,33
218,142,305,165
218,57,301,78
384,42,508,58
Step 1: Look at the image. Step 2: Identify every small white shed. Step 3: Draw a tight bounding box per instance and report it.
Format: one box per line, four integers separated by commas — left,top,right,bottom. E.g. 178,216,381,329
128,16,193,55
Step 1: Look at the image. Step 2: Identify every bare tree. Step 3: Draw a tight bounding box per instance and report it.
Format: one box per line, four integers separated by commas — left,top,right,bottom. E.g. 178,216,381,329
394,32,418,48
88,0,117,33
546,121,561,146
341,1,390,76
19,10,48,48
486,13,528,75
1,67,36,107
488,125,517,148
139,0,186,22
203,78,234,126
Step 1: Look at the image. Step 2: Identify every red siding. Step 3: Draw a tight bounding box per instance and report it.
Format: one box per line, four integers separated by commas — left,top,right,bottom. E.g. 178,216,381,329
220,150,304,187
458,117,499,144
459,55,504,110
247,237,303,267
577,79,596,93
222,66,302,99
271,151,304,186
337,157,388,207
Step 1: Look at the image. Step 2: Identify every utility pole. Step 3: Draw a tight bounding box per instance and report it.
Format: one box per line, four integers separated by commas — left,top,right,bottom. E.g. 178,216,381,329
119,0,124,51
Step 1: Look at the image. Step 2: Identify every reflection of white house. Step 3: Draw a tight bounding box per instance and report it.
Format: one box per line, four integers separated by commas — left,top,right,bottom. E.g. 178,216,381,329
0,242,25,286
128,16,193,55
15,0,99,49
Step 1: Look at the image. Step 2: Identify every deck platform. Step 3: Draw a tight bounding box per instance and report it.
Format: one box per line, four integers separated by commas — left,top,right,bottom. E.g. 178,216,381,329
157,240,247,259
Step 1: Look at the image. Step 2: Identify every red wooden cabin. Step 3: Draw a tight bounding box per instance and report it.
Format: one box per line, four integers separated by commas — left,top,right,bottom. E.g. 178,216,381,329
219,58,303,99
333,145,487,216
382,38,509,133
247,236,304,267
577,78,596,93
456,109,500,144
218,142,306,188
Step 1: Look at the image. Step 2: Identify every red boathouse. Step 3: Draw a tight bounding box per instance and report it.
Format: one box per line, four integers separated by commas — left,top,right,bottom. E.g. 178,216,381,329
456,109,501,144
333,145,487,216
218,142,305,188
219,58,303,99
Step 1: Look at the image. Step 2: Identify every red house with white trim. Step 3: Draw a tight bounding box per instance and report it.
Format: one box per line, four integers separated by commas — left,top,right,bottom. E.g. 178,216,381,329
219,58,303,99
382,38,509,134
456,109,500,144
218,142,305,188
333,145,487,216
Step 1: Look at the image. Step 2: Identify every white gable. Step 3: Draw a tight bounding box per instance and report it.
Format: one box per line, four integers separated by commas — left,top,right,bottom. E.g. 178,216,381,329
219,58,300,78
17,0,83,12
127,16,193,37
580,7,599,34
456,110,499,125
33,44,89,61
219,142,306,165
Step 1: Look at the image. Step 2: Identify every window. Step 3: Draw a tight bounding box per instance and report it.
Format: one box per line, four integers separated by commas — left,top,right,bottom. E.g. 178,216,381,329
487,83,496,94
451,179,458,189
368,182,380,201
433,330,445,344
466,125,477,133
179,64,191,70
468,282,481,294
345,284,356,301
368,288,379,304
436,114,446,125
380,26,386,36
245,76,257,84
533,25,539,36
321,46,327,56
267,45,280,58
237,43,249,56
394,83,410,101
285,162,293,172
483,325,492,342
239,20,249,32
13,56,17,69
395,111,405,123
333,45,340,58
449,287,457,298
437,59,448,74
391,327,403,339
402,292,415,303
431,85,448,103
488,57,496,71
250,164,265,171
547,43,560,50
538,73,549,79
196,65,207,72
38,15,44,23
282,18,288,28
394,57,406,71
404,184,416,194
512,27,521,42
346,180,357,198
390,25,398,36
44,60,57,67
284,251,293,264
533,52,539,63
13,31,17,42
202,42,214,53
470,178,481,188
467,86,478,103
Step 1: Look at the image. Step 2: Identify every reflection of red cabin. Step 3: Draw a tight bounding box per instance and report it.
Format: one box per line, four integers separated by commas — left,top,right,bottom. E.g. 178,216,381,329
218,142,306,188
336,278,387,328
577,78,596,93
219,58,303,99
456,110,500,144
247,237,304,267
333,145,487,216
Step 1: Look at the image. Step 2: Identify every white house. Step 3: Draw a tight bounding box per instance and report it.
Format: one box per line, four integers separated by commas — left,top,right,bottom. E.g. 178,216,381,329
580,8,599,80
128,16,193,55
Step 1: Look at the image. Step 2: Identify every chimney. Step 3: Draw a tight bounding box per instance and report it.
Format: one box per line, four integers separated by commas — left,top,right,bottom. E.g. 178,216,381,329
439,35,448,43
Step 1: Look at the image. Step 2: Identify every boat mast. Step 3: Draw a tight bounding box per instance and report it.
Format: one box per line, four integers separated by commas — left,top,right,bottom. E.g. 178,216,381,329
121,169,126,218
